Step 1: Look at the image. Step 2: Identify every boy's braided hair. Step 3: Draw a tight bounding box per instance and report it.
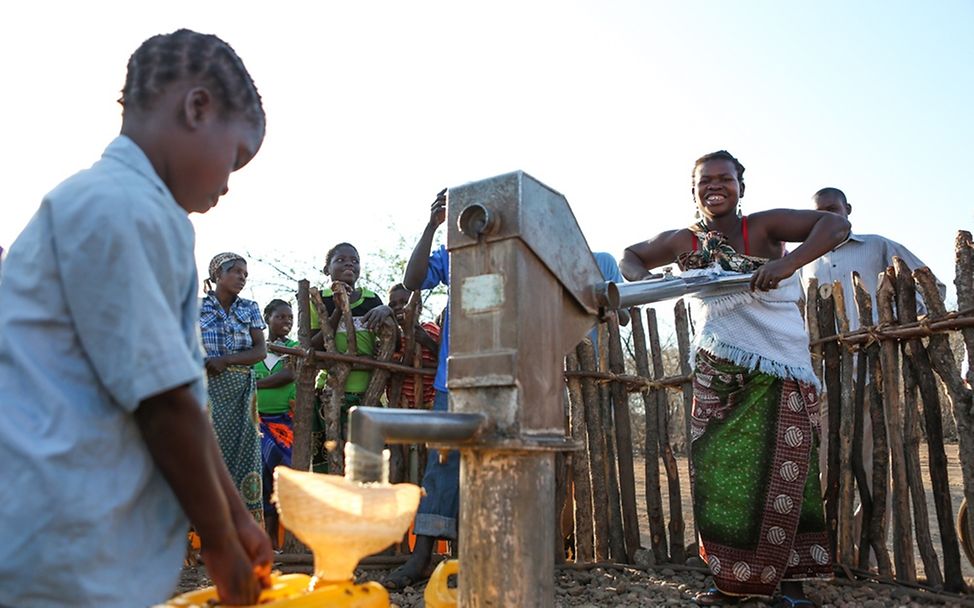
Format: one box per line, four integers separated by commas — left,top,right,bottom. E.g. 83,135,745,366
119,29,264,126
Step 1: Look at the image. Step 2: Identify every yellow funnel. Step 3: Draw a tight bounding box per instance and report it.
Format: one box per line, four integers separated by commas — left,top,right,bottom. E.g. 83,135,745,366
273,467,422,583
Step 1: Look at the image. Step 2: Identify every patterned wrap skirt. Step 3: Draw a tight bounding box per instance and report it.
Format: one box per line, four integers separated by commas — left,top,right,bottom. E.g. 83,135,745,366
259,412,293,515
208,365,263,524
691,350,832,597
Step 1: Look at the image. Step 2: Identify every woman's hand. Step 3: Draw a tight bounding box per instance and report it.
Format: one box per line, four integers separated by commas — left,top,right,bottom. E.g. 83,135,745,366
362,305,394,331
749,258,797,292
205,357,229,376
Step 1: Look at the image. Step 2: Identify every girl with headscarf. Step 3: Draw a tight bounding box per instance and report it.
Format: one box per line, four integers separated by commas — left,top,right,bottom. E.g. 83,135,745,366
200,252,267,523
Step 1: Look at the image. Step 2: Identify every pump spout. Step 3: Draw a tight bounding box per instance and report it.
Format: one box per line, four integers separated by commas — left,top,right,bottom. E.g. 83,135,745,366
346,406,489,483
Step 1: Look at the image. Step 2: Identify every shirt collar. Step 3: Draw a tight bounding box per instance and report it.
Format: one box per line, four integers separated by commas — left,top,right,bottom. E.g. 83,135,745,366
833,231,864,250
101,135,170,197
203,292,244,312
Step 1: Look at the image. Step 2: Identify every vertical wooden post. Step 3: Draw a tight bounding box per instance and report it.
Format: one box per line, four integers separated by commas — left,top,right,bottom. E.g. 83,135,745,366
851,335,873,570
817,283,841,554
283,279,315,554
674,299,698,545
630,308,667,564
917,263,974,593
805,278,823,387
953,232,974,573
315,286,349,475
648,308,685,564
895,258,960,589
832,281,856,566
852,272,892,577
597,324,627,561
852,273,892,577
291,279,315,473
362,317,399,406
565,352,595,563
607,313,641,562
900,350,943,586
576,339,610,561
386,292,422,409
877,269,917,582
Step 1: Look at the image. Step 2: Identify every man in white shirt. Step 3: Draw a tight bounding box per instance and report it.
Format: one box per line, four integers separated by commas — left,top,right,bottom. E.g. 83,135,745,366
799,187,945,538
800,187,945,330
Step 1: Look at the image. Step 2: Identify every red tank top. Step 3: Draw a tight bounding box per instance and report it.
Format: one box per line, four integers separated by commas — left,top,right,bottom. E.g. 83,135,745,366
691,216,749,255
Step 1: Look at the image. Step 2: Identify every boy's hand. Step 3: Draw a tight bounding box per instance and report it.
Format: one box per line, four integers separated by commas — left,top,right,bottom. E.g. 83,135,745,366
235,514,274,584
202,536,263,605
429,189,446,228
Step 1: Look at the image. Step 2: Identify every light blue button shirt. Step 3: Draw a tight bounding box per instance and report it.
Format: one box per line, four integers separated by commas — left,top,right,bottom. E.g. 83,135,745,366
0,136,205,607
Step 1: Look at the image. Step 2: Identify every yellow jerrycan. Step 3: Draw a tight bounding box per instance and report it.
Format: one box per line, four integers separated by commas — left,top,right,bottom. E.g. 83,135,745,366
163,573,389,607
423,559,459,608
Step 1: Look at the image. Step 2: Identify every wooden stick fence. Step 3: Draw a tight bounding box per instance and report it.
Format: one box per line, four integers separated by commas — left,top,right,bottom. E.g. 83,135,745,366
273,231,974,597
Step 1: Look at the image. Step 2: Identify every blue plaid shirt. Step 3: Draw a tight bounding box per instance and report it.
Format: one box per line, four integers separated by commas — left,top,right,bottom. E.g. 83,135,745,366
199,294,266,358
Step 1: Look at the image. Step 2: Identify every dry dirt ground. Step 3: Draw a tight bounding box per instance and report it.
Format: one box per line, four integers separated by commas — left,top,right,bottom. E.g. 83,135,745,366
176,443,973,606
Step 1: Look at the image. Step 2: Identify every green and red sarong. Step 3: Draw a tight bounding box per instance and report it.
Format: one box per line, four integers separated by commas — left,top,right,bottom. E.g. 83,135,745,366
691,350,832,597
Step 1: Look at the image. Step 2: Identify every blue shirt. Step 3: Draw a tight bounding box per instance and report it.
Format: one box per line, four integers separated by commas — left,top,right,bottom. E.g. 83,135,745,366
590,252,625,347
0,136,205,607
199,293,265,358
422,245,450,392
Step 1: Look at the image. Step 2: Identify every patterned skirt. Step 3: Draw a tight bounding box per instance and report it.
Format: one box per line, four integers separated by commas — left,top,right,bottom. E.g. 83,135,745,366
208,366,263,524
691,350,832,597
259,412,293,515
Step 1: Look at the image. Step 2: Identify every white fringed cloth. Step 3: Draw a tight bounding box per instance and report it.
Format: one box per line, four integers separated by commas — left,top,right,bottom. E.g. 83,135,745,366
685,265,820,390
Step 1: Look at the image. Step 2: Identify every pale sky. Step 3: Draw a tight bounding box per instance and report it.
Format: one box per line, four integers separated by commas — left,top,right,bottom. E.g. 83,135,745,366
2,1,971,314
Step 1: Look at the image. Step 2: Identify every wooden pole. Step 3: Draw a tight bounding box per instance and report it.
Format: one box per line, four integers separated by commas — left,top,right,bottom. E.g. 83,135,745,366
268,343,436,377
630,308,667,564
283,280,315,554
832,281,857,567
877,269,917,582
576,339,611,561
916,264,974,594
673,299,698,544
597,324,627,562
607,313,641,562
386,291,422,409
895,258,960,590
361,316,399,406
324,284,355,475
852,272,892,577
900,349,943,587
817,282,841,555
648,307,685,564
954,232,974,389
851,334,873,571
805,278,824,387
565,352,595,563
290,280,315,473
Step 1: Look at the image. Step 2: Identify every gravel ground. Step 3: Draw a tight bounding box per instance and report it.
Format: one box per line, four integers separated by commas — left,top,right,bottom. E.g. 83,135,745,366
176,558,973,607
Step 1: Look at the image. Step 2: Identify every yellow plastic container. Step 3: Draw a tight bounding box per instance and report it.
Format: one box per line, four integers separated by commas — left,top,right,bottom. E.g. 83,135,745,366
423,559,459,608
163,573,389,607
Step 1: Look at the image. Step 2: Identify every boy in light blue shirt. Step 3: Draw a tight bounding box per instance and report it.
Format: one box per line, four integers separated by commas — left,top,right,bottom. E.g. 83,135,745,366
0,29,271,607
